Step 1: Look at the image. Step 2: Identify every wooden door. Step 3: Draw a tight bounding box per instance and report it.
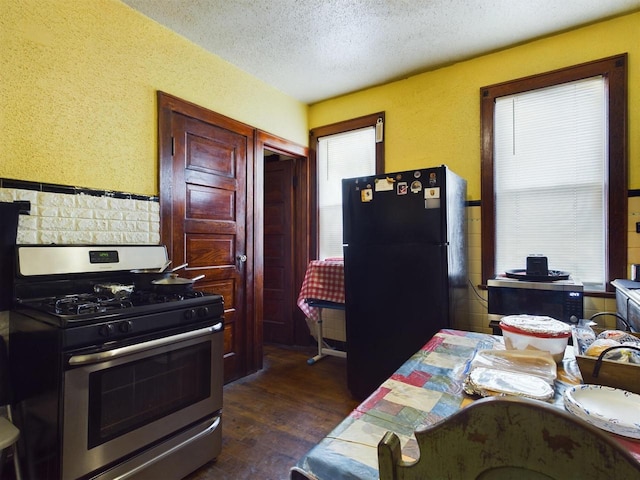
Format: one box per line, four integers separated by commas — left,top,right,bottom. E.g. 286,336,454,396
158,92,254,384
256,130,312,348
263,158,295,344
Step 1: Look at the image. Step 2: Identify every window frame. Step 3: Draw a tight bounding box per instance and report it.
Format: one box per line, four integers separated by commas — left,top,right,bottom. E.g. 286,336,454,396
480,54,627,292
309,112,385,259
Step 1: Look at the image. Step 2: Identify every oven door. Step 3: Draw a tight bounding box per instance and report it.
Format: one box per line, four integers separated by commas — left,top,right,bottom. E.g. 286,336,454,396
62,322,223,480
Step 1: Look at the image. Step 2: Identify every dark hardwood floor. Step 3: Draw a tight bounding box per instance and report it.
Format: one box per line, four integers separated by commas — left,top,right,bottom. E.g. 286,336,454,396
184,343,358,480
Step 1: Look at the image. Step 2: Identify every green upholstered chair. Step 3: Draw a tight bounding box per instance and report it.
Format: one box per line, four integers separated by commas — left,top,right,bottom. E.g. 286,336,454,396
378,395,640,480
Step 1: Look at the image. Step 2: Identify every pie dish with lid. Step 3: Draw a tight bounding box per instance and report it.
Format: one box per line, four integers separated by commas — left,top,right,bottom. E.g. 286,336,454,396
499,315,571,362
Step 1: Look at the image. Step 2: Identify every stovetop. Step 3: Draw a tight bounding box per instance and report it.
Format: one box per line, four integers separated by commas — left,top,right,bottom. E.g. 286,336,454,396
24,289,208,317
13,287,225,351
11,245,226,350
16,288,223,326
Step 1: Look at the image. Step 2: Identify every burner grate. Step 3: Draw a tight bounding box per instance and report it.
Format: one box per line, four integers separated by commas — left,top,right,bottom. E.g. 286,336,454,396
129,290,205,305
52,294,134,315
33,290,208,316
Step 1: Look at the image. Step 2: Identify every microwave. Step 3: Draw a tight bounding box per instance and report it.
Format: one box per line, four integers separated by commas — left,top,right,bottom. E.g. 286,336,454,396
487,277,584,334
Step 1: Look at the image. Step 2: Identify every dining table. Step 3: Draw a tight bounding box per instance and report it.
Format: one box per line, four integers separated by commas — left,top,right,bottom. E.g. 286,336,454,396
297,258,346,364
291,328,640,480
297,258,345,321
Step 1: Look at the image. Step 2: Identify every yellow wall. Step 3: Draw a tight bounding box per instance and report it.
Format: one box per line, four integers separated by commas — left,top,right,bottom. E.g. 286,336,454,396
308,12,640,200
0,0,308,196
1,2,638,333
2,2,638,201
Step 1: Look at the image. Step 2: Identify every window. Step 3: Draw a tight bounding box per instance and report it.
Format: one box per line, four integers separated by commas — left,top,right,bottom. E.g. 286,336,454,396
310,113,385,259
481,54,627,291
317,128,376,259
494,77,606,287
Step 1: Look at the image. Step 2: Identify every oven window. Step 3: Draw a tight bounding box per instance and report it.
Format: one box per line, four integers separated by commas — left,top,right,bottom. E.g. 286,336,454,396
87,341,211,448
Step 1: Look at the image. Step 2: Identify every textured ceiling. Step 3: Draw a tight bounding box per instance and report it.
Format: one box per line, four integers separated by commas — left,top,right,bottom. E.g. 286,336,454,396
122,0,640,104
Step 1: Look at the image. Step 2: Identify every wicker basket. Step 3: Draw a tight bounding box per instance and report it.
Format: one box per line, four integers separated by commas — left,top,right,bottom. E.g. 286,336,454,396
573,329,640,394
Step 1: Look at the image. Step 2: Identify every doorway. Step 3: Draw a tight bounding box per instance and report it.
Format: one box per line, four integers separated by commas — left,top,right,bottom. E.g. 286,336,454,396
257,131,312,348
263,153,295,344
158,93,311,378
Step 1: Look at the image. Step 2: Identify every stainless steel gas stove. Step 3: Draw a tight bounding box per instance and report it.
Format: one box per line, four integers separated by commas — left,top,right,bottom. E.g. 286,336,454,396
9,245,224,480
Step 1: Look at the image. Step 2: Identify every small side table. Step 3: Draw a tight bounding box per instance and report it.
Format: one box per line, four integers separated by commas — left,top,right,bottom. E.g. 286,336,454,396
305,299,346,365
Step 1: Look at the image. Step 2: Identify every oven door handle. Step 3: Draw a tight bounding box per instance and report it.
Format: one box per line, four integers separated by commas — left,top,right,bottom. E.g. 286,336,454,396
68,322,223,366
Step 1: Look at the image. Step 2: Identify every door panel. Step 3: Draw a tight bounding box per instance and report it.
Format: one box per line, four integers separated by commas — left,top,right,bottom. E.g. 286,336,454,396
186,235,235,266
186,185,234,221
159,96,251,384
263,159,295,344
187,135,236,177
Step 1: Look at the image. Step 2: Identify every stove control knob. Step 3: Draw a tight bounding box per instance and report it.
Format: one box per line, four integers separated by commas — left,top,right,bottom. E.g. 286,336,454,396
118,321,133,333
197,307,210,318
99,323,115,337
184,309,196,320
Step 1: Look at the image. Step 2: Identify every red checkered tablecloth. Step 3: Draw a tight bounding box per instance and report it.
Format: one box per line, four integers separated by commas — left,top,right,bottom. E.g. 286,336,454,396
297,259,345,321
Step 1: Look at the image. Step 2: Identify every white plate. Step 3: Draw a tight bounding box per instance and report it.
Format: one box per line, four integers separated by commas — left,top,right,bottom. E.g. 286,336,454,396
563,384,640,439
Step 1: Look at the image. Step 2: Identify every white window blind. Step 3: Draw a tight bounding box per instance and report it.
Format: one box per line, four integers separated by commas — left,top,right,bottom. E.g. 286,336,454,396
318,127,376,259
494,76,606,289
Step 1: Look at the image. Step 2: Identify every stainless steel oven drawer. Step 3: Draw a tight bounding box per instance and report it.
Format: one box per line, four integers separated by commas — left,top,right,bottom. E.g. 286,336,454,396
91,415,221,480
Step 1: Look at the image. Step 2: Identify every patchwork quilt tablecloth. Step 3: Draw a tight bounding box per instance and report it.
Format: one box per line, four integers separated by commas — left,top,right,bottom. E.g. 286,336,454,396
291,329,640,480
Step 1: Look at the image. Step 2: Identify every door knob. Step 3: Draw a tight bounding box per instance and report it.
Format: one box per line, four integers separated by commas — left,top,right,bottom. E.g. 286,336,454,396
236,254,247,263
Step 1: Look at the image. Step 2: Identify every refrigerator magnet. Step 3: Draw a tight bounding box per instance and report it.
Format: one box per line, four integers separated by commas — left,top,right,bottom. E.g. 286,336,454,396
374,177,395,192
397,182,408,195
425,187,440,199
410,180,422,193
361,188,373,202
425,187,441,209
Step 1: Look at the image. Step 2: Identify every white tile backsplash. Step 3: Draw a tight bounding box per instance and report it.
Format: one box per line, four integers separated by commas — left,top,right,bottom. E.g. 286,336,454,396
1,186,160,245
76,193,108,210
0,184,162,331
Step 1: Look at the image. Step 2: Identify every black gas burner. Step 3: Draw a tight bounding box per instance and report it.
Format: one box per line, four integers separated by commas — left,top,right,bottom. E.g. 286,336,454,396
25,289,208,318
53,293,134,315
129,289,206,305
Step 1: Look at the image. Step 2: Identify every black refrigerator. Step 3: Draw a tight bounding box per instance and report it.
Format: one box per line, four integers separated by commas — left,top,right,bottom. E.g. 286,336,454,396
342,165,467,400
